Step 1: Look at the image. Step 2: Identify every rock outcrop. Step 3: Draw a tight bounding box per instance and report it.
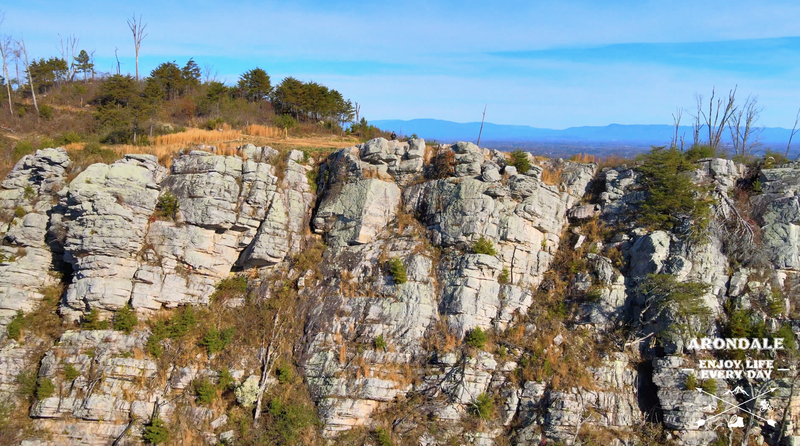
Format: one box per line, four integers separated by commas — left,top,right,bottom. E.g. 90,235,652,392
2,139,800,446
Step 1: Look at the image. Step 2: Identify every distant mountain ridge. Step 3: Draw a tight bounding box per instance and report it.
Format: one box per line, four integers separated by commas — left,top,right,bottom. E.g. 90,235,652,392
371,118,797,148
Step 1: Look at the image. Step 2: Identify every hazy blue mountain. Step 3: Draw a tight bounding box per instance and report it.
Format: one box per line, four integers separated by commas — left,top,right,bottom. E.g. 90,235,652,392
372,118,797,148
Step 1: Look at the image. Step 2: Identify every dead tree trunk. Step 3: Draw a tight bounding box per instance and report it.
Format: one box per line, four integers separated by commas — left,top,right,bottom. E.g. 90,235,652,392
0,36,12,115
786,108,800,159
17,38,37,117
253,312,283,424
127,14,147,81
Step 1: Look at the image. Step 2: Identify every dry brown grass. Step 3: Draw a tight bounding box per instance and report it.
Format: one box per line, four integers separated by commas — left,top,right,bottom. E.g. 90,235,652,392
541,167,563,185
570,153,597,163
152,127,244,146
598,155,633,170
243,124,285,138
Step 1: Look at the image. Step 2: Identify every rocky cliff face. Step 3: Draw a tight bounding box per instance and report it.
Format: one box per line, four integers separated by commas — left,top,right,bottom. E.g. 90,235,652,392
0,140,799,446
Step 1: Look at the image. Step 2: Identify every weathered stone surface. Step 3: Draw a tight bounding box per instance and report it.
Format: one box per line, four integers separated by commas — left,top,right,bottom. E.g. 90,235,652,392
61,156,166,320
629,230,671,280
314,178,401,247
0,149,69,331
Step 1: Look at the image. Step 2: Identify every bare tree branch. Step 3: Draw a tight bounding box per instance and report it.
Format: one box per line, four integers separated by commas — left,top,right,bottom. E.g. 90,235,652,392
729,95,762,157
0,11,12,115
16,37,37,117
672,107,683,150
700,86,738,150
786,108,800,159
127,14,148,81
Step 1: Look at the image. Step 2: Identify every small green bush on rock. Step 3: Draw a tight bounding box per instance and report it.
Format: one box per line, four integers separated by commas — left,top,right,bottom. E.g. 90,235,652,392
701,379,717,395
374,334,387,351
498,268,510,284
685,374,697,391
465,326,487,349
473,236,496,256
7,310,24,341
389,258,407,284
155,192,179,220
144,417,169,444
200,327,235,355
510,149,531,173
374,427,393,446
113,305,138,334
64,364,80,382
471,392,494,420
82,309,109,330
194,378,216,405
36,378,55,399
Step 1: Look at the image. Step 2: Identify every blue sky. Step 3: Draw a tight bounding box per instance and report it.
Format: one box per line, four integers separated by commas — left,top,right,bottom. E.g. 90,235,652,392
4,0,800,128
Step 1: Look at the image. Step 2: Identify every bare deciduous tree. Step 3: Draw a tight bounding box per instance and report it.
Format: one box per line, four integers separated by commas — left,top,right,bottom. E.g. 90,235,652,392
671,107,684,150
57,33,79,81
202,63,218,84
0,11,12,115
16,37,37,116
729,95,763,157
0,36,11,115
700,86,738,150
127,14,147,81
786,108,800,159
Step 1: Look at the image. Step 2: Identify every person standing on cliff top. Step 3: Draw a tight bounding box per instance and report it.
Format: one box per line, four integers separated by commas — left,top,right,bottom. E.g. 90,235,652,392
391,131,397,140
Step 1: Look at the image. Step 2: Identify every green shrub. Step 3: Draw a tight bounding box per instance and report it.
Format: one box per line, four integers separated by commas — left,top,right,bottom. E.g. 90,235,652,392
763,150,789,169
218,368,234,390
777,324,797,353
64,364,80,382
200,327,235,355
273,114,297,129
637,274,710,343
752,179,763,194
770,288,784,317
465,326,487,349
36,377,55,399
38,104,54,120
14,206,26,219
59,131,81,145
16,371,38,398
498,268,510,284
146,307,197,357
146,332,164,358
473,236,496,256
276,364,293,384
306,168,318,192
585,286,604,301
374,427,393,446
211,276,247,301
144,417,169,444
374,334,387,351
155,192,179,220
68,142,119,166
23,185,36,200
12,140,35,160
194,378,216,405
113,305,138,334
636,147,712,238
685,374,697,390
266,398,318,445
389,257,407,285
82,309,109,330
510,149,531,173
498,345,507,358
7,310,24,341
470,392,494,420
684,144,715,162
169,306,196,338
701,379,717,395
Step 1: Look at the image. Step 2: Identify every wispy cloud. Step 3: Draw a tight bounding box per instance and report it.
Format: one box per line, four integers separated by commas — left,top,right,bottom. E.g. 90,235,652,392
4,0,800,127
